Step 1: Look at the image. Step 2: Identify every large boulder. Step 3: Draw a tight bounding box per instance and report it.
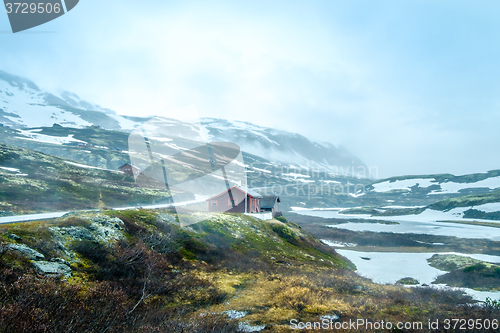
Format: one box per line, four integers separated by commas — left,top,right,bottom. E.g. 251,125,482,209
33,261,72,278
7,243,44,260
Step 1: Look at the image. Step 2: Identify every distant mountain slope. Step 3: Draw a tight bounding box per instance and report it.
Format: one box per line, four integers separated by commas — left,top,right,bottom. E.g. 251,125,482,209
0,70,366,174
0,125,373,211
201,118,366,174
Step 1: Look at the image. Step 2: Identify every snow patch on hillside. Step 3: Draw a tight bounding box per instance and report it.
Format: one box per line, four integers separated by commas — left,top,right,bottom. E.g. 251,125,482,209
372,178,436,192
16,129,86,145
429,177,500,194
0,80,91,128
373,176,500,194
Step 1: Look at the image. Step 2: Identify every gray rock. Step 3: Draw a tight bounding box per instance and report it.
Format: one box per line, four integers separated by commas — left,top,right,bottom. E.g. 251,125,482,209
33,261,72,278
50,257,70,266
8,233,22,241
91,215,124,229
59,226,94,240
7,243,44,260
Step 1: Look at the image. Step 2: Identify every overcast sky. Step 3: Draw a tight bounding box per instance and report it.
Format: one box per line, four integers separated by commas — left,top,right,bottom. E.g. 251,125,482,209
1,0,500,178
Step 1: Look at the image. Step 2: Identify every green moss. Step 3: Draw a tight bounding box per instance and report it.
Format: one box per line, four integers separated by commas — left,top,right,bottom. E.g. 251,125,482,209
271,224,297,242
179,248,197,260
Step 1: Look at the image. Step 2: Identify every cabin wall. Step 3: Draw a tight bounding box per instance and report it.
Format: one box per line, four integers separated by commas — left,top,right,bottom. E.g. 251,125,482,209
272,201,280,217
207,189,261,213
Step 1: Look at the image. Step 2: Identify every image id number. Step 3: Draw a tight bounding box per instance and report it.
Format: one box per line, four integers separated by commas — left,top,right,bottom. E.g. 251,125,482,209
6,3,62,14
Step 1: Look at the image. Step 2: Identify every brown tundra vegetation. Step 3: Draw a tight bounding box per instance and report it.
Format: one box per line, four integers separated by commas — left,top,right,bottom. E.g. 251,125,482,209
0,209,499,332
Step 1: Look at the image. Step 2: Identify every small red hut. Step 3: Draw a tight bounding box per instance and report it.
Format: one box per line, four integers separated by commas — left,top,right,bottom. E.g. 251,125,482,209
206,186,262,213
118,163,140,177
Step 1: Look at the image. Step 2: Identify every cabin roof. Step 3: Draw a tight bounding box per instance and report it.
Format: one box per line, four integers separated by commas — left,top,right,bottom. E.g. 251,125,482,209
119,163,139,169
206,186,263,201
260,196,280,209
119,163,132,168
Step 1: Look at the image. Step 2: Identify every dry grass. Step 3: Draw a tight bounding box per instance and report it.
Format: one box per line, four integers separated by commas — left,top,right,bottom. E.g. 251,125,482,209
1,210,499,332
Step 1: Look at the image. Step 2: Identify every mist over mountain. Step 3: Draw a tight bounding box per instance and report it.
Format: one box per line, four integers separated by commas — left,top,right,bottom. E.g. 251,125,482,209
0,71,367,175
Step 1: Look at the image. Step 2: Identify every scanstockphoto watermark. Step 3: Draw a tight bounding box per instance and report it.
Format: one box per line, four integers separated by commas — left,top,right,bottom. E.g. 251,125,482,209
247,161,379,180
290,318,500,331
246,161,378,198
253,181,367,199
3,0,79,33
290,318,424,331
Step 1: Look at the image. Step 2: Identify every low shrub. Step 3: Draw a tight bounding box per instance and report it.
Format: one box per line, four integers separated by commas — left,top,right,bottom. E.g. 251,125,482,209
275,216,287,223
271,224,297,242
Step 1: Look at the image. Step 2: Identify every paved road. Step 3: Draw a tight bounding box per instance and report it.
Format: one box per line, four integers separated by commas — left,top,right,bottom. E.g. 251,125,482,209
0,198,208,225
0,211,70,224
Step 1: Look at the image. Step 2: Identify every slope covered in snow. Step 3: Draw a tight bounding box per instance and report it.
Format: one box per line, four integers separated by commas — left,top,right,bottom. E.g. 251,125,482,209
201,118,366,174
0,71,135,130
0,70,368,176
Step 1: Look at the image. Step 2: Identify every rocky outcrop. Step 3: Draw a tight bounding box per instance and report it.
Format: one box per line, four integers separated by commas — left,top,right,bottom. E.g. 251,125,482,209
56,226,94,240
32,260,72,278
7,243,44,260
49,215,124,245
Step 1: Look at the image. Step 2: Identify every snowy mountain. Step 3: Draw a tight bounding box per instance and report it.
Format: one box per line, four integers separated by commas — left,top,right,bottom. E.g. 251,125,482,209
201,118,366,174
0,70,366,173
0,71,137,130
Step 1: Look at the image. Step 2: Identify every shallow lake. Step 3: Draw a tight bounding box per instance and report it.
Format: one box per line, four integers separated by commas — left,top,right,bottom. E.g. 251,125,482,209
295,209,500,240
337,250,500,301
294,209,500,301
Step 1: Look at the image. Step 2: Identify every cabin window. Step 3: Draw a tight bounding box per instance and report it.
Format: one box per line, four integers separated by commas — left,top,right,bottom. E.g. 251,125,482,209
211,200,218,206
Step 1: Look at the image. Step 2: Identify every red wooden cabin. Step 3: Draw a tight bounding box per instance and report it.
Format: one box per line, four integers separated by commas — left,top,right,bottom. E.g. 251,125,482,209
206,186,262,213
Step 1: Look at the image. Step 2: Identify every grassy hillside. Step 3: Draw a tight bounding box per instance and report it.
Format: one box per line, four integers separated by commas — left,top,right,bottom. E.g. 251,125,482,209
0,210,497,332
0,143,177,214
429,190,500,212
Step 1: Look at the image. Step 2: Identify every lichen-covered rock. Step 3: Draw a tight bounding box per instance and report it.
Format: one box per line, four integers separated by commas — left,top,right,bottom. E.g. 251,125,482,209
91,215,124,228
50,215,125,245
7,243,44,260
50,257,70,266
89,215,124,242
33,261,72,278
60,226,95,240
